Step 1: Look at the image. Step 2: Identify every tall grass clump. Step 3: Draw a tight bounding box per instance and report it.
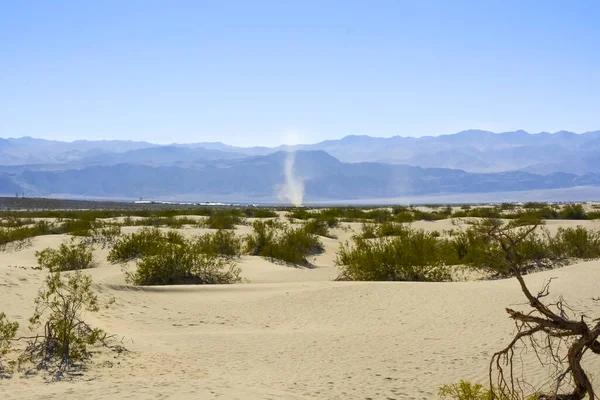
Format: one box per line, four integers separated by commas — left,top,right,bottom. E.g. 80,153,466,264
35,242,96,272
107,228,185,263
126,242,241,285
191,229,242,258
336,228,451,281
246,220,323,265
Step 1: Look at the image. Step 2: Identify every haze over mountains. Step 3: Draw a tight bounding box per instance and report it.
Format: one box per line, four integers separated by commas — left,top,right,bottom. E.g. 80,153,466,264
1,130,599,202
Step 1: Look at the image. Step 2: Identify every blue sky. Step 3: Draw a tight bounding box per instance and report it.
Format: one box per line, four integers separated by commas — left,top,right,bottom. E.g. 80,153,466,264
1,1,599,147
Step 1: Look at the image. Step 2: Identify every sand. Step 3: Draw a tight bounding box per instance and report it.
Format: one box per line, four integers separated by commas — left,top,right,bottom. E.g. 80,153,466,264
1,219,599,399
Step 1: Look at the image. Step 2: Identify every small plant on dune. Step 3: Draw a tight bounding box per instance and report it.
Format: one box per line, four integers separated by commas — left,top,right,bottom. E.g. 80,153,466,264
126,241,241,285
24,271,113,373
203,210,241,229
438,381,494,400
191,229,242,258
438,380,538,400
0,312,19,374
35,242,96,272
336,228,451,282
107,227,185,263
246,220,323,266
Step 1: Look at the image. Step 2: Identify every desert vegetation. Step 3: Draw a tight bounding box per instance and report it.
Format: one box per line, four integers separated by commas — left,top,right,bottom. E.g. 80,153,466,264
35,242,97,272
245,220,324,266
107,228,185,263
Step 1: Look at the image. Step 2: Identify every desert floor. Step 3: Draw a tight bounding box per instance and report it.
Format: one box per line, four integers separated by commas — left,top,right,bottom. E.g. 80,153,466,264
1,218,600,399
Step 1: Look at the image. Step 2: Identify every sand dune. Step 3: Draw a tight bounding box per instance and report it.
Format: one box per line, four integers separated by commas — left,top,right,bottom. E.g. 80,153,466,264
1,220,599,399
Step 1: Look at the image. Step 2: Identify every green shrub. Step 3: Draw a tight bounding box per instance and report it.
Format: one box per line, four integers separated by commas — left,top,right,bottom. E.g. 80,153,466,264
35,242,96,272
549,226,600,258
127,242,241,285
85,225,122,248
359,223,378,239
203,210,241,229
191,229,242,258
107,227,185,263
0,217,35,228
303,219,334,238
375,221,409,237
243,208,278,218
287,208,313,220
26,271,108,371
246,220,323,265
438,381,539,400
336,229,451,281
0,312,19,373
133,216,198,228
438,381,493,400
560,204,588,220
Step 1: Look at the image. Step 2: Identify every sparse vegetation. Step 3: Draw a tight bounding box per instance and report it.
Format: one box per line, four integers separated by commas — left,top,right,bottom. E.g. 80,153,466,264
0,312,19,374
191,229,243,258
35,242,96,272
246,220,323,265
24,272,112,372
126,241,241,285
107,227,185,263
336,228,451,281
203,210,241,229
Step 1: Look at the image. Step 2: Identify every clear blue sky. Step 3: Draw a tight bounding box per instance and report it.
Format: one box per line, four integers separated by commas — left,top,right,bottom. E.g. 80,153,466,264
1,1,599,147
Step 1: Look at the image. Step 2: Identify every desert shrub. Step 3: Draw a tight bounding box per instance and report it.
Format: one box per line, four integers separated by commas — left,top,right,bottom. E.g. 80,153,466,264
560,204,588,220
35,242,96,272
25,272,109,372
359,223,378,239
246,220,323,265
191,229,242,257
0,217,35,228
243,208,278,218
375,221,409,237
0,312,19,373
393,211,415,223
107,227,185,263
413,209,449,221
336,229,451,281
548,226,600,259
438,381,493,400
84,225,122,248
60,218,101,236
203,210,241,229
363,209,393,222
127,242,241,285
133,216,197,228
287,208,313,220
303,219,334,238
587,211,600,220
391,205,409,215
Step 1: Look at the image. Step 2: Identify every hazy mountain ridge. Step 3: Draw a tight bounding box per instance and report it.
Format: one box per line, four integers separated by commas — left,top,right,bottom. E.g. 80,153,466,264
1,150,599,201
2,130,600,174
1,131,600,201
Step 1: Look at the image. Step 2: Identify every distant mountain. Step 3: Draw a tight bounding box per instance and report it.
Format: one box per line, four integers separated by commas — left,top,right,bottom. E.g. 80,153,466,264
1,150,598,201
2,130,600,201
4,130,600,174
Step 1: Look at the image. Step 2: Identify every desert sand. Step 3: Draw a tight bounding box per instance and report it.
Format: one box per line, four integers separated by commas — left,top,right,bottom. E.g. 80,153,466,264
1,218,599,399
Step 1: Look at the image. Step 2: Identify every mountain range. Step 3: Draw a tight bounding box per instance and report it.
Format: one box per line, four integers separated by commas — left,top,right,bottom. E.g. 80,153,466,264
1,130,599,202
